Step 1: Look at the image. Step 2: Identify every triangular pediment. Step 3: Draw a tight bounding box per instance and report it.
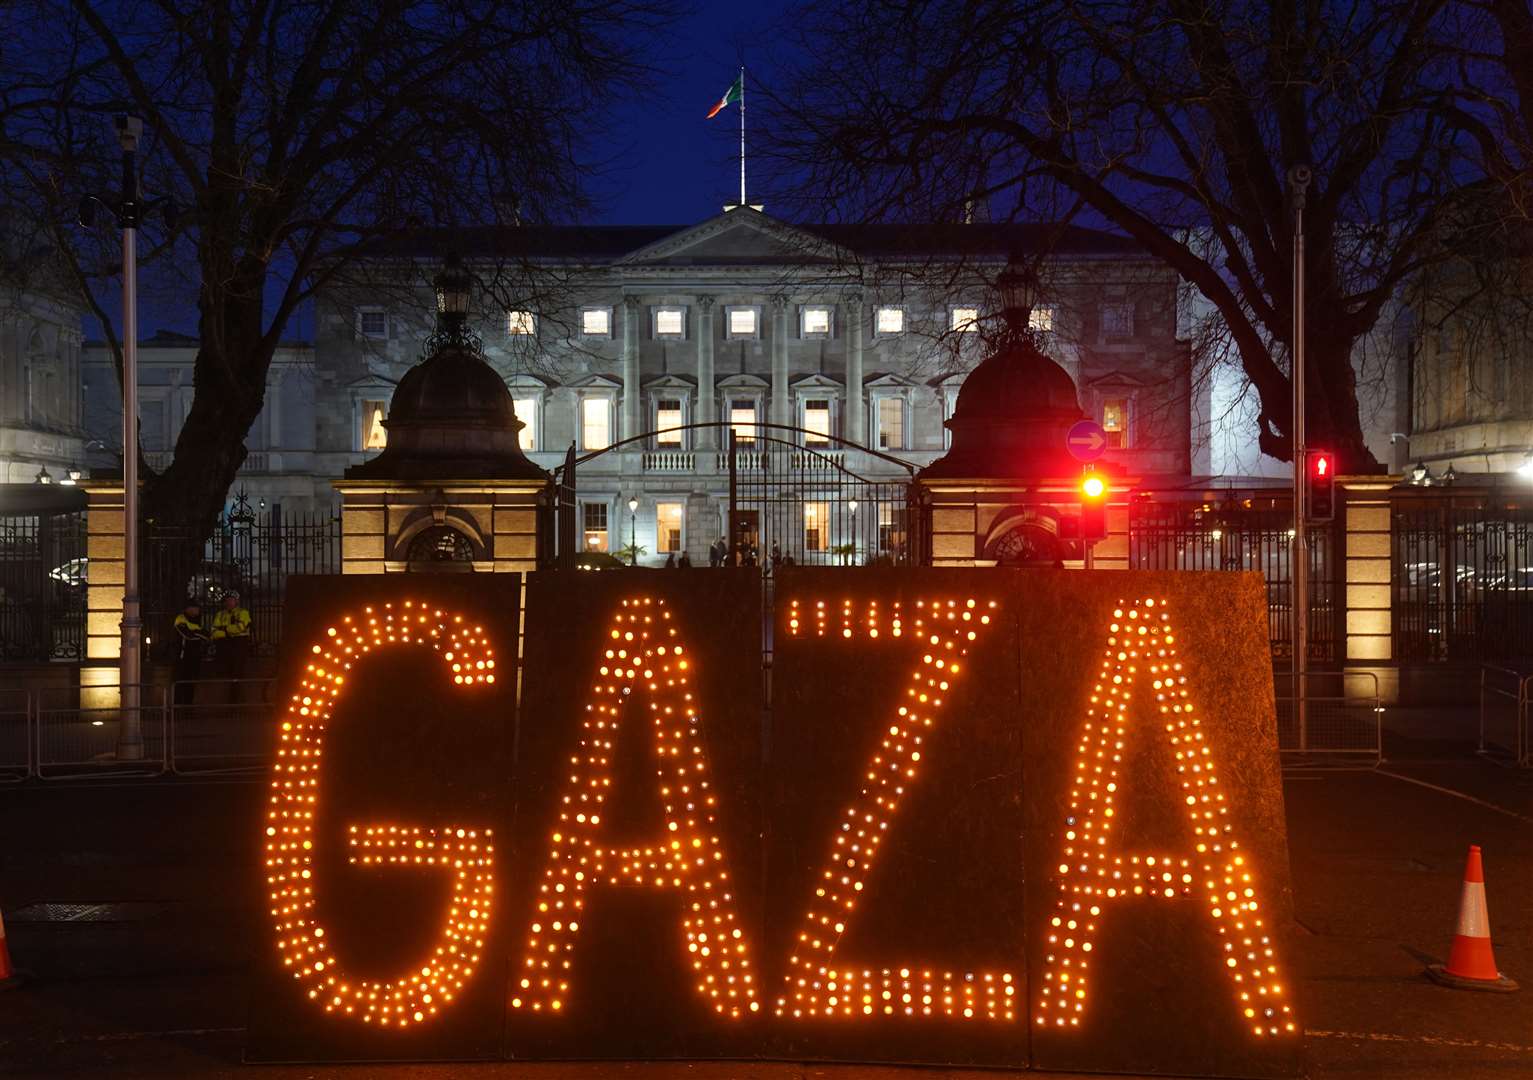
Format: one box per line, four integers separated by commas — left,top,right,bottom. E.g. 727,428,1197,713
346,372,398,390
568,372,623,389
1083,369,1154,388
644,373,698,390
618,208,851,267
864,371,918,388
790,373,844,390
717,372,770,390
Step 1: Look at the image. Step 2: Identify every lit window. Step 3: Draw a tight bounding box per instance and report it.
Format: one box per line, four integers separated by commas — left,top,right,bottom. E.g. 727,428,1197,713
728,307,757,337
950,306,979,332
1030,305,1055,333
1102,398,1128,449
582,502,608,552
1101,302,1134,336
362,399,388,450
656,399,683,446
730,400,757,444
654,308,685,337
513,397,537,451
876,306,904,334
803,399,831,445
507,310,537,336
877,397,904,450
804,501,829,552
581,308,611,336
878,503,905,552
581,397,611,450
357,310,387,339
801,305,832,336
657,502,684,553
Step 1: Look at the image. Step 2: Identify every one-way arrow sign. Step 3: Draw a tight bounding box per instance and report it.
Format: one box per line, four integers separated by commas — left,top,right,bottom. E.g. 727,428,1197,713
1066,420,1107,462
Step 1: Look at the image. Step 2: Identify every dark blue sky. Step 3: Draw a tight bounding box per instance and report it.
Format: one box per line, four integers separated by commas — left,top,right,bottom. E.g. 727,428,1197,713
117,1,799,341
582,1,794,224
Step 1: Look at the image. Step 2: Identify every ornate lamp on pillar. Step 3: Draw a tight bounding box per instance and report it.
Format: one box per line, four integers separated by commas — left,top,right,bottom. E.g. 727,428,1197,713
917,266,1136,567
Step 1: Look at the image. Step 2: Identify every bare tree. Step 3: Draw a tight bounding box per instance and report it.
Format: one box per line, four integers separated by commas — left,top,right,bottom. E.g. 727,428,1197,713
0,0,675,537
764,0,1529,470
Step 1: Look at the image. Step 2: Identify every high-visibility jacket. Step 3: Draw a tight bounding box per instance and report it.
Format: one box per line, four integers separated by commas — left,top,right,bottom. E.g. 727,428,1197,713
211,606,251,639
174,613,208,659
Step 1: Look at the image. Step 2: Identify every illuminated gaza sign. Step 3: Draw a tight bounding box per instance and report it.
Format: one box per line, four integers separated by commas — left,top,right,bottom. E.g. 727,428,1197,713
262,593,1295,1042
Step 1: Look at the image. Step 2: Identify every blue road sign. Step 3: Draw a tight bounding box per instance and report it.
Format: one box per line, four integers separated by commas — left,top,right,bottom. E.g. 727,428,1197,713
1067,420,1107,462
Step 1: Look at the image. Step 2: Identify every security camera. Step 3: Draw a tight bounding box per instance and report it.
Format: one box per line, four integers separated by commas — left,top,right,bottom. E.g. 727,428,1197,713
1287,164,1313,187
115,114,143,151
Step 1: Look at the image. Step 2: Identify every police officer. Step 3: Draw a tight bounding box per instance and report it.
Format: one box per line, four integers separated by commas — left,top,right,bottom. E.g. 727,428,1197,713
211,590,252,682
173,600,209,705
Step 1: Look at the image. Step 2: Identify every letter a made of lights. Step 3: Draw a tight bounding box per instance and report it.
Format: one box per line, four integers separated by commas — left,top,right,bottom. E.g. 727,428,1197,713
511,596,759,1019
1035,598,1295,1038
776,595,1017,1022
263,600,497,1029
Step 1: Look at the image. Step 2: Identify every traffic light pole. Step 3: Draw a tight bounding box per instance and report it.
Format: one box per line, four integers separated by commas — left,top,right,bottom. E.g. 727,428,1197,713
1289,166,1311,751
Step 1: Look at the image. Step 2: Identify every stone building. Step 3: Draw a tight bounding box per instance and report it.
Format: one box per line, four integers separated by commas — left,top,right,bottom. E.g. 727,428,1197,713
76,208,1201,558
0,234,88,485
311,208,1191,563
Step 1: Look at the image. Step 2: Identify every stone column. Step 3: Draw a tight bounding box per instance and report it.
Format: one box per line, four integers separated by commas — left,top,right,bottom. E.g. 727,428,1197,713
697,295,717,448
770,295,789,426
1340,478,1397,701
622,297,641,441
845,292,865,444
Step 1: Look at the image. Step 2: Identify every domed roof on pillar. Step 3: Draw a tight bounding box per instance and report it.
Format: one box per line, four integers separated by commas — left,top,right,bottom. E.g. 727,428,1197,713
345,340,547,483
920,333,1095,480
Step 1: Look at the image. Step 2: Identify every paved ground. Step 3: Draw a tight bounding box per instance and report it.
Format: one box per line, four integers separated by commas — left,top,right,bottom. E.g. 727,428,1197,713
0,727,1528,1078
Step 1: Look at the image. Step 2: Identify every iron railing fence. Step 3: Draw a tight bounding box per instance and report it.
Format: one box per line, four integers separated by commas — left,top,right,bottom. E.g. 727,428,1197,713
1393,502,1533,665
0,511,86,662
143,498,339,661
1128,498,1337,665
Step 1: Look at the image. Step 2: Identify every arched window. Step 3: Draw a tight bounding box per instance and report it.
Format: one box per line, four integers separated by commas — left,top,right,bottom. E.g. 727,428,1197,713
405,525,475,571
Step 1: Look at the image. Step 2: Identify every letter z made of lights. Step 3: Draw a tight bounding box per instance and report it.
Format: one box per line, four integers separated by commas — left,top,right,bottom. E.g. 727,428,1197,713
264,601,498,1029
1035,598,1295,1038
778,595,1017,1022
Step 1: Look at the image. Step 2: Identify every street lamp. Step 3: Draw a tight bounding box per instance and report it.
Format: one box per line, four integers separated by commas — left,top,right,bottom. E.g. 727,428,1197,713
78,114,174,763
62,464,82,485
847,497,859,565
996,266,1038,340
34,466,53,485
1411,461,1431,486
628,496,639,566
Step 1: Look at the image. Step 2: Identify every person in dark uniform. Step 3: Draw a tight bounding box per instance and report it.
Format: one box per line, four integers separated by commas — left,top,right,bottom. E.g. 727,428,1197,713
173,600,209,706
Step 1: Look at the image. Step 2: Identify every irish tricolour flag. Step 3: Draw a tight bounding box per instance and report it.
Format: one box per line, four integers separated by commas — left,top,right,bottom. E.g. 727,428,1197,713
706,74,742,118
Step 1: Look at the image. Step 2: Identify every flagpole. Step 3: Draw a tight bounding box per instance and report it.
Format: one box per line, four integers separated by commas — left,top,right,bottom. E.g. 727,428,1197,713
739,67,746,207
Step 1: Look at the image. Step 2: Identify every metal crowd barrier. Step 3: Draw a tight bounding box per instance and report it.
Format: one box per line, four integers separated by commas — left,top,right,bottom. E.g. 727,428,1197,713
168,679,276,775
1275,670,1383,764
33,684,168,780
1478,665,1531,767
0,688,30,783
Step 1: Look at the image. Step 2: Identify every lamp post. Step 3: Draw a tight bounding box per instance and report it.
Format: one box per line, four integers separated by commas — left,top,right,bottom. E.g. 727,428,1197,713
79,115,172,761
1288,164,1312,750
847,497,859,565
628,496,639,566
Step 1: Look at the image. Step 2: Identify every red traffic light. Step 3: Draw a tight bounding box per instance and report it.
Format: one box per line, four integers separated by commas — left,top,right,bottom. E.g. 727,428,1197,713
1305,450,1336,523
1082,473,1106,499
1312,454,1330,478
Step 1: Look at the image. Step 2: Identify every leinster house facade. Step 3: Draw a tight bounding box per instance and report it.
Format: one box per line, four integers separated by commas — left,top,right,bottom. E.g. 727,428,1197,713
85,208,1194,565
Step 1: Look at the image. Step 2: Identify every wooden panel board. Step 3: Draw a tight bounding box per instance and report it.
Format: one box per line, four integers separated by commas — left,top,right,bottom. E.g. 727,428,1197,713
246,574,520,1063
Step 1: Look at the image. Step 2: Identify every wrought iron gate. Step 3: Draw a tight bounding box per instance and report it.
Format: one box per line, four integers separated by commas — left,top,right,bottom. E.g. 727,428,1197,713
0,511,86,662
1128,498,1337,664
1393,501,1533,664
543,422,925,570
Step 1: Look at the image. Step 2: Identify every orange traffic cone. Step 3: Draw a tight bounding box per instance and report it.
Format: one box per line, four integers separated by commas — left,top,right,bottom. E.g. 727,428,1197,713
1426,845,1518,992
0,906,22,990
